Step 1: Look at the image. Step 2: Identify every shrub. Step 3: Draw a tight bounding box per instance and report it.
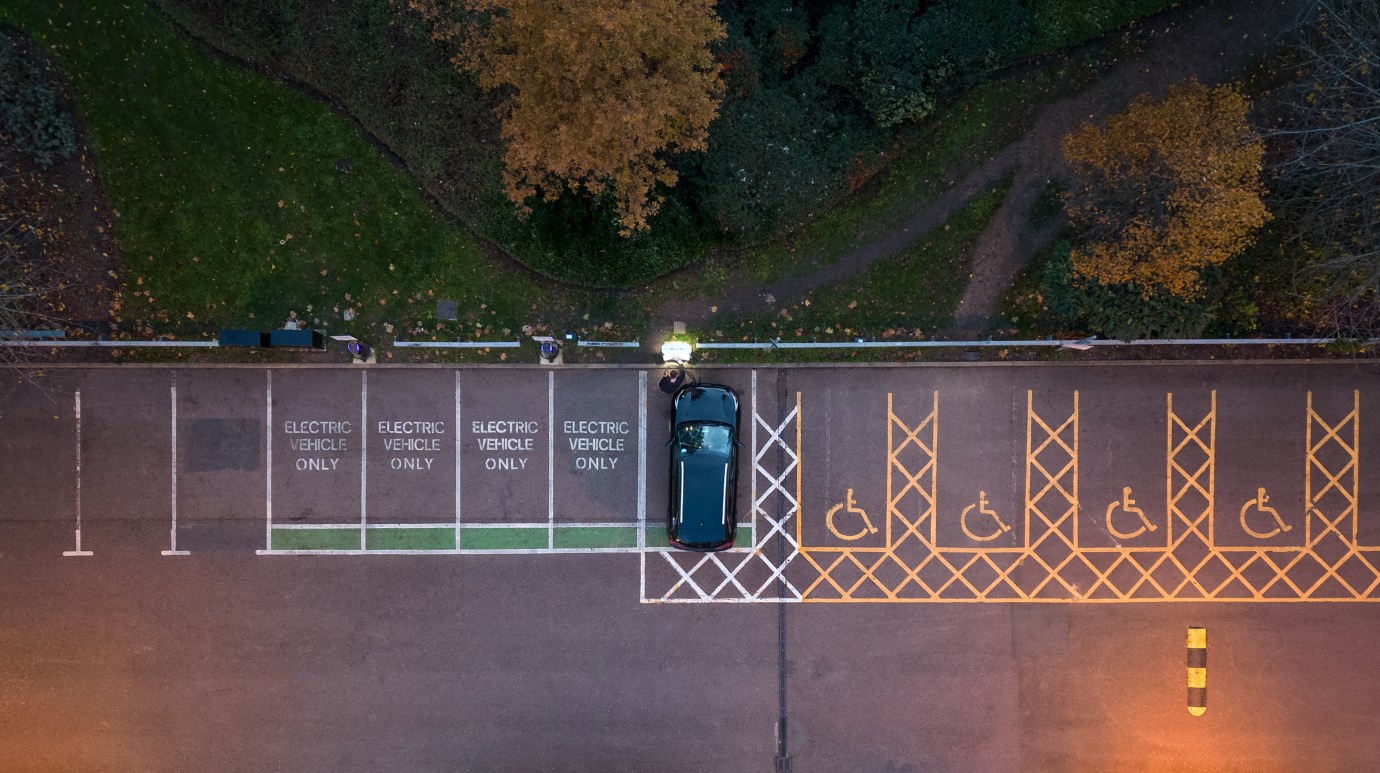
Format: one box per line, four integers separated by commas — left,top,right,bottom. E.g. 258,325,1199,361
491,186,721,287
690,2,886,240
1025,0,1179,55
690,72,882,239
1042,241,1216,340
0,33,77,167
851,0,1032,127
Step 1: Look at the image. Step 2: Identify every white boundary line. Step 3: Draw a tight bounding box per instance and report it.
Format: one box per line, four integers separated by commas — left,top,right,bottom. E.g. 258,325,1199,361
393,340,521,348
751,370,758,539
270,521,643,530
360,370,368,549
638,370,648,601
0,340,218,348
63,390,92,556
257,547,657,556
455,371,462,549
638,371,647,542
265,370,273,550
162,372,189,555
574,340,640,348
695,337,1368,350
255,546,753,557
547,370,554,550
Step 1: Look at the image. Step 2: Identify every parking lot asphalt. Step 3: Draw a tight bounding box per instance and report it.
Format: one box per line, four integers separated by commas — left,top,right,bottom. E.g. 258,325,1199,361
3,361,1380,771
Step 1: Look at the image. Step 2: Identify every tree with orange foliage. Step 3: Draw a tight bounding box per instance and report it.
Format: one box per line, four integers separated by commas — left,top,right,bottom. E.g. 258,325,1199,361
1061,79,1270,297
409,0,725,237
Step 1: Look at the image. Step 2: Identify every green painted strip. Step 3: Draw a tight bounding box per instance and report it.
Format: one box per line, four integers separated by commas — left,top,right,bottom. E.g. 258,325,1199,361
460,527,549,550
271,527,361,551
553,526,638,549
643,527,670,548
366,527,456,551
734,527,754,548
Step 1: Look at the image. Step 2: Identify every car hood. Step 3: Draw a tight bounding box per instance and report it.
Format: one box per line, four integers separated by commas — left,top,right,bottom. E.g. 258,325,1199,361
678,455,729,539
674,386,738,426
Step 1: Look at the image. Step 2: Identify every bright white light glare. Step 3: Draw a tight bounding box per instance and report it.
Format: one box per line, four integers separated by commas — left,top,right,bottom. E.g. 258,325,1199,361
661,340,693,363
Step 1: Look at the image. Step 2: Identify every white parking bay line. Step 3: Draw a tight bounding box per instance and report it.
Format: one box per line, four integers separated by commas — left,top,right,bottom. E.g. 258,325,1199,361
272,521,637,530
638,369,649,602
360,370,368,546
455,370,462,549
751,369,757,540
63,390,92,557
638,370,647,543
163,373,189,555
258,547,651,556
548,370,554,550
265,370,273,550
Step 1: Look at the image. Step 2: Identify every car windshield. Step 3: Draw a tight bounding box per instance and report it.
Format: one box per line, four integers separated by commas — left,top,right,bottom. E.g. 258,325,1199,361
676,423,732,456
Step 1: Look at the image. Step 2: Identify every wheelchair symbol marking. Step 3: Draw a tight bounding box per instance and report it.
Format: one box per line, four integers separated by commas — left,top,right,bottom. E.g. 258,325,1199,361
1105,487,1157,540
1240,487,1292,539
961,490,1010,542
826,488,878,541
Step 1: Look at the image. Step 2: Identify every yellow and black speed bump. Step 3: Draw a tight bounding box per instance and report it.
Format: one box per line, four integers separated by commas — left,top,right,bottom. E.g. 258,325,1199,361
1187,626,1207,716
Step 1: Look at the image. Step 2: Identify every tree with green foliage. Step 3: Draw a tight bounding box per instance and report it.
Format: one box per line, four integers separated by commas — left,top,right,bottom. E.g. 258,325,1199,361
689,1,885,239
849,0,1031,127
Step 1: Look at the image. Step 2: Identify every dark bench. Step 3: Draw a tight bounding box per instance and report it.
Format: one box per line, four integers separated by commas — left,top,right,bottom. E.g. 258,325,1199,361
217,329,269,347
0,329,66,340
268,328,326,350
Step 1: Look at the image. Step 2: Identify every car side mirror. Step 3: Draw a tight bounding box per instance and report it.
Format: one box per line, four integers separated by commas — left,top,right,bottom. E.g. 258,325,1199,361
666,439,675,447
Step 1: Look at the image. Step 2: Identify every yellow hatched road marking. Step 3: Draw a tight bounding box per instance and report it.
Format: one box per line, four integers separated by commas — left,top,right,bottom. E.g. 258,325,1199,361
796,388,1380,603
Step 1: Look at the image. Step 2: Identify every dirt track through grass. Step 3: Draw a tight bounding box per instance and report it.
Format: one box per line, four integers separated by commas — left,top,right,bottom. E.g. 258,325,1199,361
658,0,1312,338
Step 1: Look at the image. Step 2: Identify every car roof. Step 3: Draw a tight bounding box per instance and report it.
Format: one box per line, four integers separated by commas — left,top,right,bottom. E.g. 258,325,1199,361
673,384,738,427
677,455,730,541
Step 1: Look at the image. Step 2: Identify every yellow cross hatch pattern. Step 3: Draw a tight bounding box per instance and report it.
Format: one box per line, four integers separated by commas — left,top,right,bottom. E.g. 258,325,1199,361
796,389,1379,603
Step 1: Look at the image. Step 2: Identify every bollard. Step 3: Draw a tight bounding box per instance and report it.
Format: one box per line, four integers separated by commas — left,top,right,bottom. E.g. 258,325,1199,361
538,339,563,365
346,340,373,363
1187,626,1207,716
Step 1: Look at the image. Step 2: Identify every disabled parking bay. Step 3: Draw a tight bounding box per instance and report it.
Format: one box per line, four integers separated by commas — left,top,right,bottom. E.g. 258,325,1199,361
789,368,893,554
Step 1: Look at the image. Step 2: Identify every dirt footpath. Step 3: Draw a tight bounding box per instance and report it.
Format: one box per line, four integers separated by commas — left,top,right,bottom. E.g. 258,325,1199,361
654,0,1313,335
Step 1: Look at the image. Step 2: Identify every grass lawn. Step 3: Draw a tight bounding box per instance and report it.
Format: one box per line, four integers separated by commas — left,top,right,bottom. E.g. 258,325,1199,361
0,0,633,349
639,51,1086,314
1025,0,1183,55
698,179,1011,356
2,0,1196,359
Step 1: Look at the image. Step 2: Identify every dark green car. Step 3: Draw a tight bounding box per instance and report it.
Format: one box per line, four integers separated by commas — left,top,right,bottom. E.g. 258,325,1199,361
667,384,741,552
